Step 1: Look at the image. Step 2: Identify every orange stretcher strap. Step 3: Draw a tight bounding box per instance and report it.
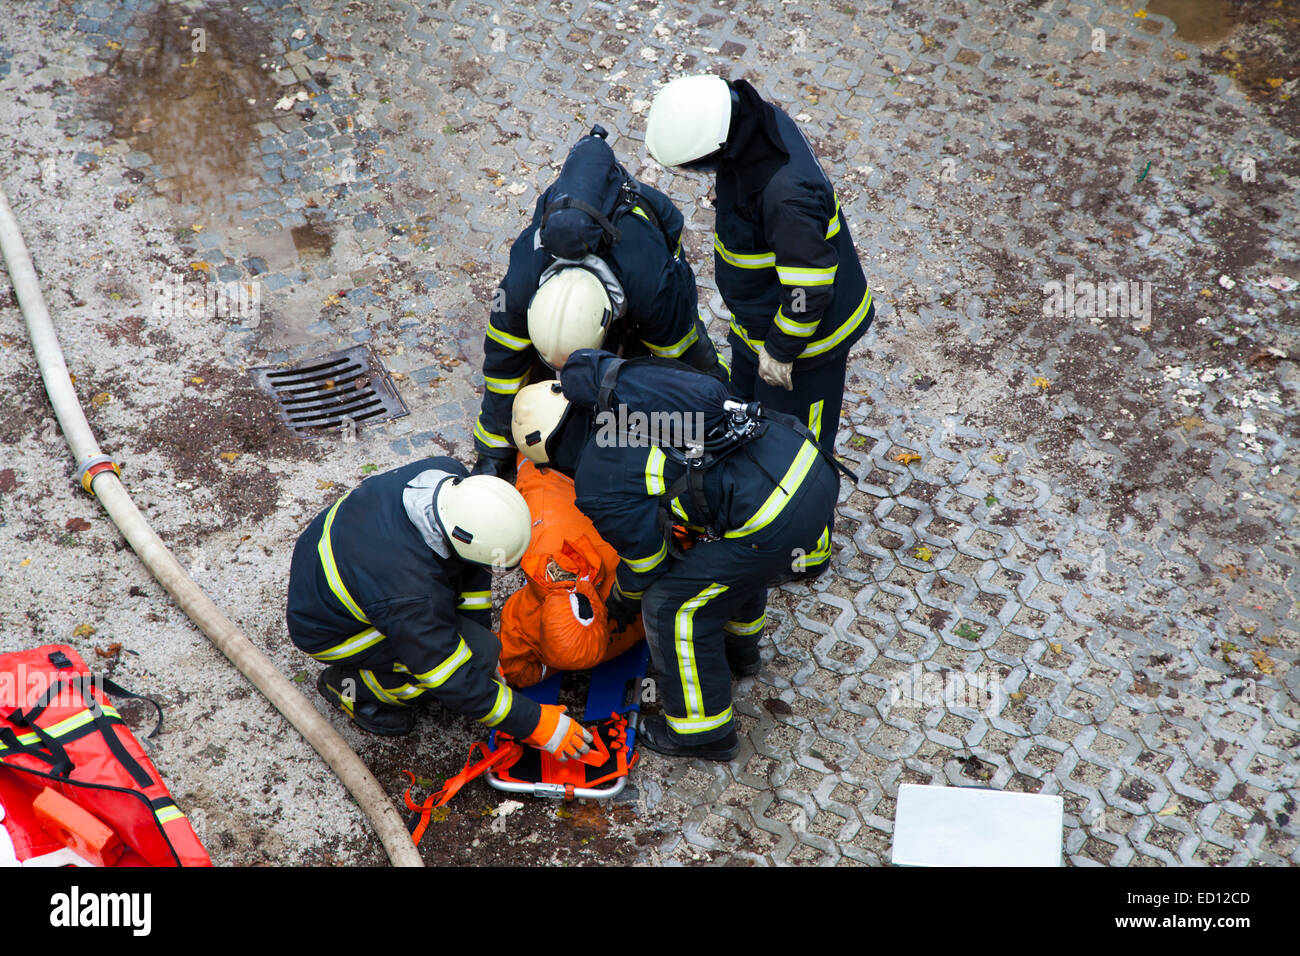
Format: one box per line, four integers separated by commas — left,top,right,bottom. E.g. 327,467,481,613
403,740,523,846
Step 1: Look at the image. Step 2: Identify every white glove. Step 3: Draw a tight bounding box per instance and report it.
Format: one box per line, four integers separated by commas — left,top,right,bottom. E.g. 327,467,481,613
758,346,794,391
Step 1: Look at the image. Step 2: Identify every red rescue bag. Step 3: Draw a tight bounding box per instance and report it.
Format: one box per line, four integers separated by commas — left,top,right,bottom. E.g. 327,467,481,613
0,644,211,866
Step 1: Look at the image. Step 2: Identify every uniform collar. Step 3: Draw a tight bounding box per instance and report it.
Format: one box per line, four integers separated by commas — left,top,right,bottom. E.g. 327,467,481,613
720,79,789,198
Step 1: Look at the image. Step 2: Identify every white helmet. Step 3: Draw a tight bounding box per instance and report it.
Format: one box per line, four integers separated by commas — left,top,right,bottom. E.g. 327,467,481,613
434,474,532,568
527,267,612,369
511,381,572,466
645,74,732,167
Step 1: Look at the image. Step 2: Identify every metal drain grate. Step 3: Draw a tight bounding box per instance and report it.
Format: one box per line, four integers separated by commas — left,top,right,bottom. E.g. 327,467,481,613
250,346,409,434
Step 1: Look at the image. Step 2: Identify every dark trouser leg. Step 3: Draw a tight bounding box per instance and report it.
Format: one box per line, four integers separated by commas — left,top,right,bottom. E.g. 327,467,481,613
727,343,849,457
723,587,767,675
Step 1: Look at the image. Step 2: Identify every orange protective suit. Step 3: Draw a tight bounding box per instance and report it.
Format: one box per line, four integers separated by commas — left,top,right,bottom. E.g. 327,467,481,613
498,460,645,687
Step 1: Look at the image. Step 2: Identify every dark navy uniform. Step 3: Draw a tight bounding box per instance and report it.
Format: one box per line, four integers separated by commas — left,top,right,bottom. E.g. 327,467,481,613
474,183,721,468
286,458,540,739
558,351,838,746
713,79,874,455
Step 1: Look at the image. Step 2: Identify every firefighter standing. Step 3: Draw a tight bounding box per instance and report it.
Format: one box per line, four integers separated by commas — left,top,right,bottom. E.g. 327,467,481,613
286,457,593,760
472,127,726,481
645,75,874,457
509,352,840,761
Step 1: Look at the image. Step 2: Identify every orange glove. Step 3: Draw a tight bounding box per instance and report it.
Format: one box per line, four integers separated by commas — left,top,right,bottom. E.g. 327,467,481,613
523,704,593,761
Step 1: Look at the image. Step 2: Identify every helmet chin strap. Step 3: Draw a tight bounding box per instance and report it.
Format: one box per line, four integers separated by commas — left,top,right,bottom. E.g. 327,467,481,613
533,250,628,324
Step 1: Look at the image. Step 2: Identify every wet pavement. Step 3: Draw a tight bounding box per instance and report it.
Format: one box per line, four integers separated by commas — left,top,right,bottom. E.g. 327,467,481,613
0,0,1296,866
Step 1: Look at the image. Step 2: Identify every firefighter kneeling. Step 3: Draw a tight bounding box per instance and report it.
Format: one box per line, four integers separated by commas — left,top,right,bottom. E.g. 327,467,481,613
511,351,840,761
285,457,593,762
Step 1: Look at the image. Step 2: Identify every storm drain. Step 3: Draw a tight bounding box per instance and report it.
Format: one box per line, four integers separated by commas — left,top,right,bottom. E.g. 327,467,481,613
249,346,408,434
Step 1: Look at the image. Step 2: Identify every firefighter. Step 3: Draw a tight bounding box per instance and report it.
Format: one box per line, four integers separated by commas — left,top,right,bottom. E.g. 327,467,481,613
644,74,875,457
286,457,593,762
509,351,840,761
471,126,726,482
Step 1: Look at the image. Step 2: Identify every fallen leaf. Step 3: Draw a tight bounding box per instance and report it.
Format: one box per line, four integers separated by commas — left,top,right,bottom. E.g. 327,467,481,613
72,623,96,638
1220,564,1247,579
914,545,933,562
1157,799,1179,816
219,451,241,462
990,452,1007,464
763,697,793,716
1050,642,1063,655
1134,9,1147,18
190,376,205,384
19,558,31,567
1198,288,1213,297
1173,50,1188,61
94,643,122,658
105,39,121,50
65,517,92,532
1259,635,1279,647
91,392,111,407
890,450,921,466
1250,651,1275,675
316,480,335,490
985,494,999,506
1175,415,1204,431
1009,691,1026,701
429,807,450,823
189,261,210,273
293,671,309,683
1265,78,1283,88
361,463,378,474
1032,376,1051,390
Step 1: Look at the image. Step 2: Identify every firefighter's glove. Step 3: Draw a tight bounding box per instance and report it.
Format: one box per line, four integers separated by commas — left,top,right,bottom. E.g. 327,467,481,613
757,347,794,391
605,588,640,635
523,704,593,761
471,454,516,482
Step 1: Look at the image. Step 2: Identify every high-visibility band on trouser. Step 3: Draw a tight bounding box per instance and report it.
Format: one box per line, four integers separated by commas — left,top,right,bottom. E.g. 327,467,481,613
808,400,824,440
397,636,473,688
309,627,386,662
667,705,734,735
474,417,513,450
675,582,729,727
807,526,832,564
724,613,766,636
359,670,423,706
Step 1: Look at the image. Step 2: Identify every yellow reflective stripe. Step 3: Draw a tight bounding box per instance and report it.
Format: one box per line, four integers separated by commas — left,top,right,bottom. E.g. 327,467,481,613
808,526,831,563
473,416,513,449
457,590,492,611
318,494,370,625
674,582,729,725
645,447,667,496
644,323,698,358
713,233,775,269
773,308,819,337
484,372,527,395
808,401,824,441
486,320,531,352
309,627,385,662
0,704,126,751
776,264,837,286
406,637,473,688
671,497,688,521
723,612,766,636
154,805,186,825
360,670,402,705
725,440,820,538
826,207,841,239
667,705,734,735
631,206,650,221
479,680,513,727
613,580,644,600
623,540,668,574
729,287,872,360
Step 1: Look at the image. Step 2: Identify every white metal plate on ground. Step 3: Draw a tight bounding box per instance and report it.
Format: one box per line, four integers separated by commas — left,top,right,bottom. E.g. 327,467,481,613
891,784,1064,867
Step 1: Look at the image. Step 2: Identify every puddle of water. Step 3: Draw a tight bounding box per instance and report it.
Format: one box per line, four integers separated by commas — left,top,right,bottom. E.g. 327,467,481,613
100,2,281,219
93,3,346,346
1147,0,1237,45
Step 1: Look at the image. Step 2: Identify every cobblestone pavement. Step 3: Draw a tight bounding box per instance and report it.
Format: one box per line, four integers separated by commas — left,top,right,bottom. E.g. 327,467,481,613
1,0,1296,866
